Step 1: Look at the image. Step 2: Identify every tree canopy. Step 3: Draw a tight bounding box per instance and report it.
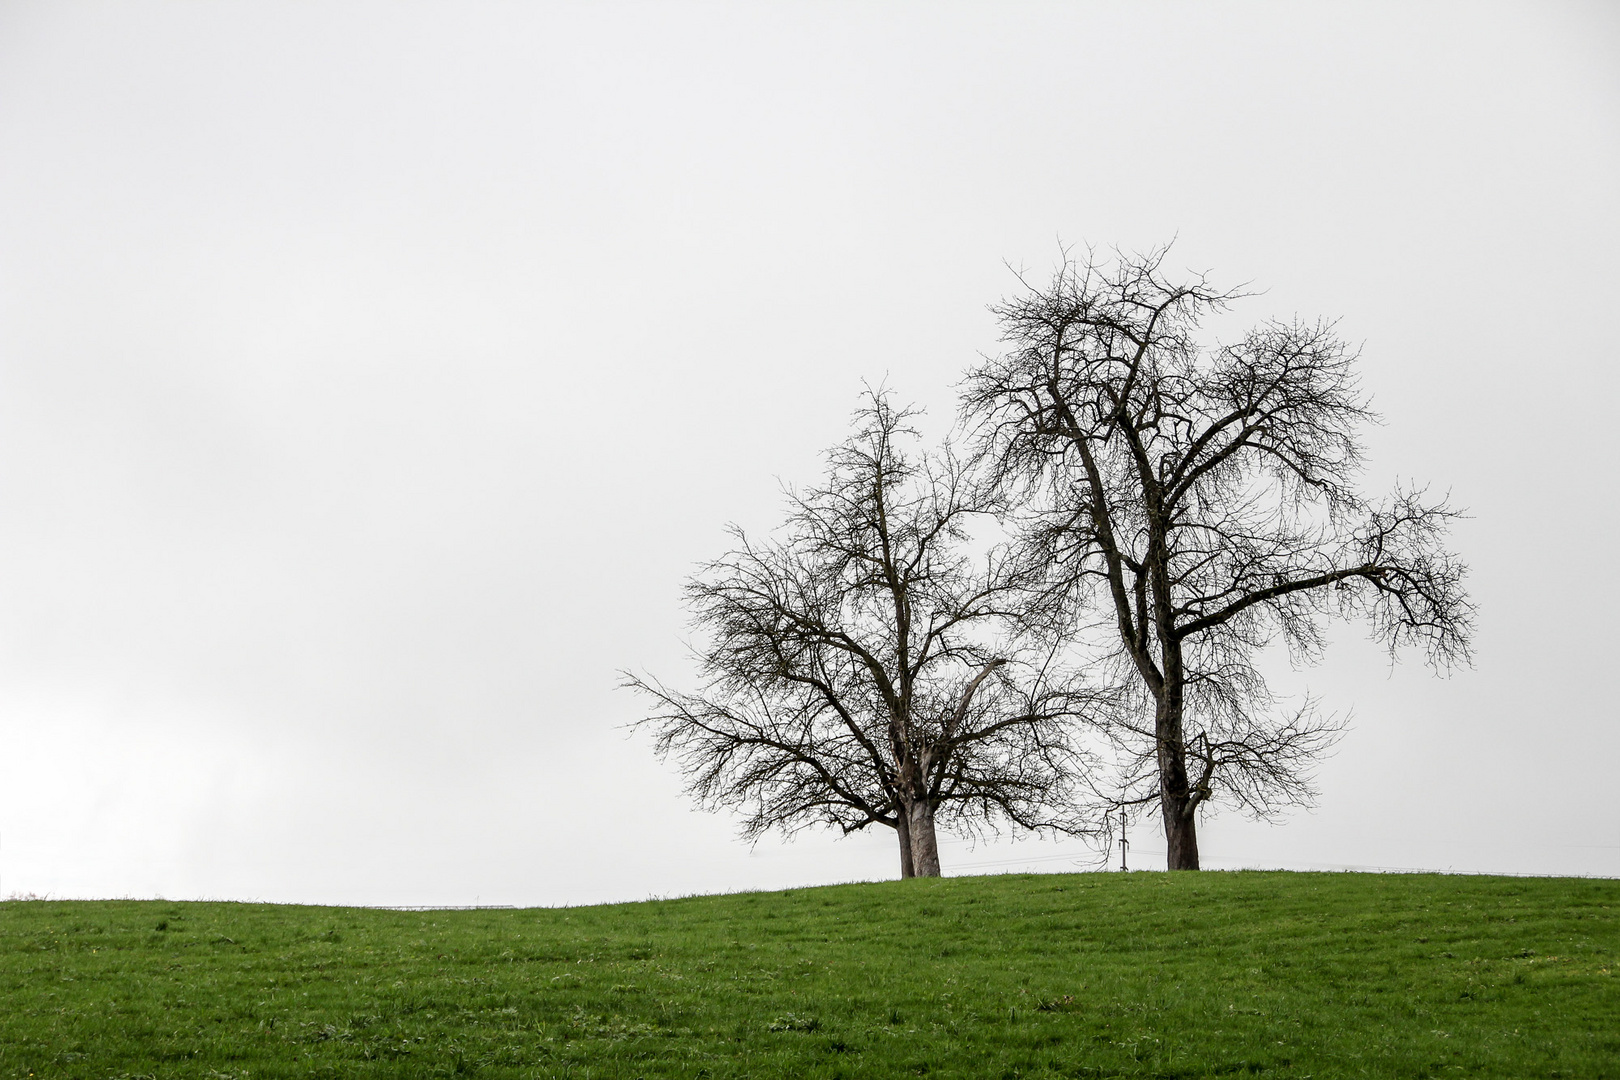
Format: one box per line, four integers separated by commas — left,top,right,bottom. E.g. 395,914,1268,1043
962,247,1473,868
629,391,1102,876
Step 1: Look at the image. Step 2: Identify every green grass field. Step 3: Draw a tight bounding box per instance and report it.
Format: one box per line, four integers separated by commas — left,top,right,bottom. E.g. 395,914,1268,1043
1,871,1614,1079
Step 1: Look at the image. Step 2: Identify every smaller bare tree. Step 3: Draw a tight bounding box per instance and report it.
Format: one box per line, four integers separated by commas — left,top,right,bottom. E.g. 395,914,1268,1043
628,390,1102,878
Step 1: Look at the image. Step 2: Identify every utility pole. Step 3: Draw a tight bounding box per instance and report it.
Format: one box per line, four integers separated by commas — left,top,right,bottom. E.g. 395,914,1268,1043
1118,810,1128,872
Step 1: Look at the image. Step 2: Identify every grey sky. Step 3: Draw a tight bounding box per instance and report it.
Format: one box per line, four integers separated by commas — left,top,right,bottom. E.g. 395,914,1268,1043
0,2,1616,905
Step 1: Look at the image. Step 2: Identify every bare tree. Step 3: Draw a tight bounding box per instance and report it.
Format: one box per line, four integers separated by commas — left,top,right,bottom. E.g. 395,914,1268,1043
628,390,1101,878
963,247,1473,870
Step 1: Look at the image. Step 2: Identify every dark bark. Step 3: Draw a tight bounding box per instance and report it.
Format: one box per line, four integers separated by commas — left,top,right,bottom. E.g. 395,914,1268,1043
1160,794,1200,870
896,812,915,879
1157,699,1200,870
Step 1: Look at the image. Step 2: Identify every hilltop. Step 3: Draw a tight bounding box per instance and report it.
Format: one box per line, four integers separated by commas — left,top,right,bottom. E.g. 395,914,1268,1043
1,871,1615,1078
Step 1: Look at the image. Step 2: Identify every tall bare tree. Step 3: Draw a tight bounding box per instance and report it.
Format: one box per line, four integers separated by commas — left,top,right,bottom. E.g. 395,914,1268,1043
628,390,1100,877
963,247,1474,870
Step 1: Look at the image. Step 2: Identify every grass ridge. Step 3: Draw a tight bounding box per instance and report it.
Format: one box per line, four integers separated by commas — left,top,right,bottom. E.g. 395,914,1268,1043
2,871,1615,1078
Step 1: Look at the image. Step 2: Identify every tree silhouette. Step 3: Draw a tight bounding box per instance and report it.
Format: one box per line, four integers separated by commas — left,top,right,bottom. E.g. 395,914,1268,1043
963,247,1473,869
629,390,1102,877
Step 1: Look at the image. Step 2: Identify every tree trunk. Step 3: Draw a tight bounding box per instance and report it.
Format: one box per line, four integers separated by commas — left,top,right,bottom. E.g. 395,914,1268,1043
896,813,915,879
1156,685,1201,870
907,799,942,877
1160,793,1200,870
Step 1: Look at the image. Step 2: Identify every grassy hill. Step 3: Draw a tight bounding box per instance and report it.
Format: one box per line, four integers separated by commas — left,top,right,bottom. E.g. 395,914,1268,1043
1,871,1615,1078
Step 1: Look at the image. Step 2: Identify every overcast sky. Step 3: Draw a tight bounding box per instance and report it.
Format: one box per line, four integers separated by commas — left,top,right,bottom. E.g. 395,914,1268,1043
0,2,1616,906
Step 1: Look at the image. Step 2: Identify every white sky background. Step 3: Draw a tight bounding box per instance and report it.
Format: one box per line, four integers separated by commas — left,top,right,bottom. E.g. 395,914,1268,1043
0,2,1616,906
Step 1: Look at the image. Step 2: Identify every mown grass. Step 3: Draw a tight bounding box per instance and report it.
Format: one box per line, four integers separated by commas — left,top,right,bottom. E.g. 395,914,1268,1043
1,871,1615,1078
